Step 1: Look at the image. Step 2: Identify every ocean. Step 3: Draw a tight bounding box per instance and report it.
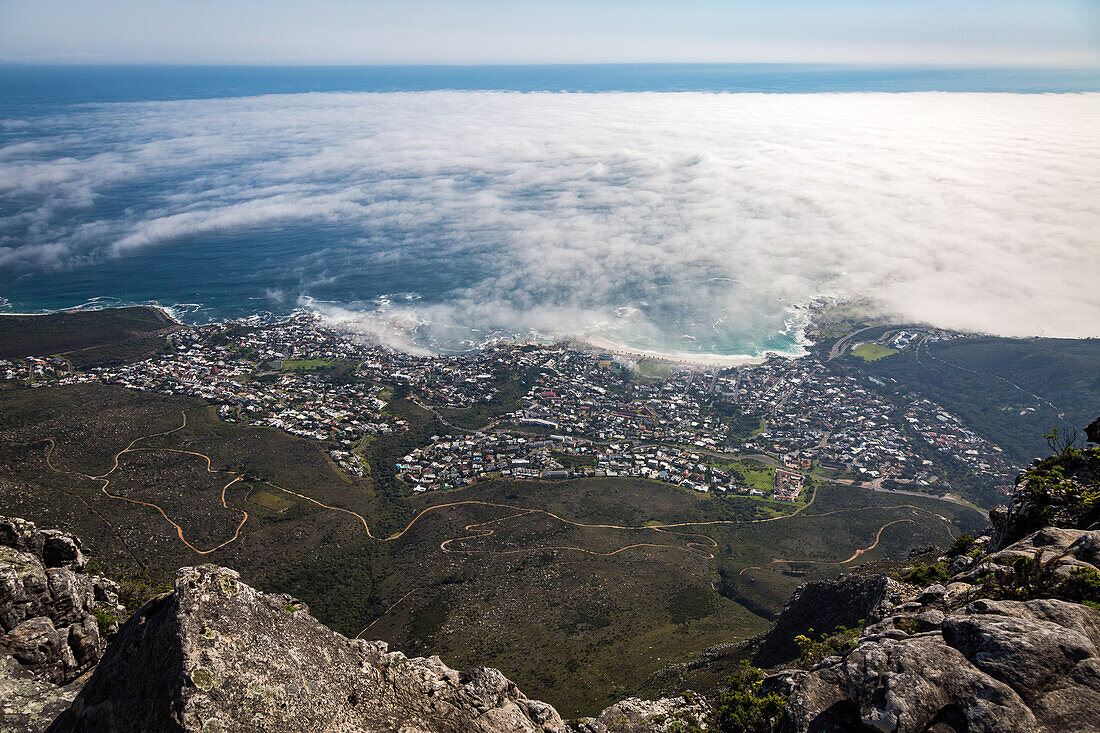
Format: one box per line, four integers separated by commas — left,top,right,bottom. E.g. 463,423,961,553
2,65,1098,358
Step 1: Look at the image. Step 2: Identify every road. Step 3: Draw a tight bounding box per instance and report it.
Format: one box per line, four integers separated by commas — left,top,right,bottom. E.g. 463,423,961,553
828,325,878,361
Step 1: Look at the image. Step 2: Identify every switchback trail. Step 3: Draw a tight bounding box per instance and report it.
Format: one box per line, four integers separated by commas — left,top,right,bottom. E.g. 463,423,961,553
15,417,958,564
8,410,963,640
31,412,250,554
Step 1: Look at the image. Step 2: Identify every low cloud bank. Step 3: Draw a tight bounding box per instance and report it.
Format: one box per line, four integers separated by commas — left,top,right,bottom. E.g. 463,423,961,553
1,91,1097,347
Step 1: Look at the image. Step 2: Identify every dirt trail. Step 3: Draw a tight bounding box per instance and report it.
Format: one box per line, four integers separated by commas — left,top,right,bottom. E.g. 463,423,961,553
35,412,251,554
12,410,962,638
24,416,957,564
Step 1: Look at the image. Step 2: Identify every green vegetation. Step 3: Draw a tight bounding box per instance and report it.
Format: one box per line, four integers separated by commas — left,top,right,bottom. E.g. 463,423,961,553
553,450,596,469
793,623,864,669
721,460,776,494
92,609,119,638
901,563,951,587
944,533,978,557
405,594,449,654
97,563,174,612
850,343,896,362
1017,438,1100,529
0,306,175,367
437,366,537,430
668,583,718,625
635,358,673,380
708,402,764,444
247,489,296,512
278,358,335,370
707,662,787,733
848,335,1100,465
978,556,1100,606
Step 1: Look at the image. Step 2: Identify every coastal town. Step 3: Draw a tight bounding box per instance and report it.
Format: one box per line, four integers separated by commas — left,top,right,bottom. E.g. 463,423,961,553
5,312,1018,503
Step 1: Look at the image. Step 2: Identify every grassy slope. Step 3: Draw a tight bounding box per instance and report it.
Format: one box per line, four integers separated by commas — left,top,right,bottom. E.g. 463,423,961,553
848,336,1100,464
0,306,177,367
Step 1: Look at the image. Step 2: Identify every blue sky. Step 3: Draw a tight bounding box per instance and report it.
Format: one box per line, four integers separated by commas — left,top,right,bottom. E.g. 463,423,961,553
0,0,1097,65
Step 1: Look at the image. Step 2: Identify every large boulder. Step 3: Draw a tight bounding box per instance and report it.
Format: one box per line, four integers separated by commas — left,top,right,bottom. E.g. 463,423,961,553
776,597,1100,733
49,565,568,733
751,573,909,667
0,517,123,686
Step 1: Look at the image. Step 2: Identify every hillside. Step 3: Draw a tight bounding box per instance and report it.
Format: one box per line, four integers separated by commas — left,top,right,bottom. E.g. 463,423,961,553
0,307,178,369
842,335,1100,465
0,377,987,715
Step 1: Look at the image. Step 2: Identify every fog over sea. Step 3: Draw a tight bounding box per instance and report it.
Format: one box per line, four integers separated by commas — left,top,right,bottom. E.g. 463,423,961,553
2,65,1098,359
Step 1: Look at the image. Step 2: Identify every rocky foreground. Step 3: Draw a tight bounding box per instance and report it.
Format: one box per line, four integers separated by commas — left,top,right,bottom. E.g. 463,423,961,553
0,518,126,731
767,529,1100,732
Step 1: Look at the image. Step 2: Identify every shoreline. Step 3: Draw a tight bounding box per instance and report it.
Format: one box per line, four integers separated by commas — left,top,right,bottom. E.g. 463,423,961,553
575,335,798,368
1,302,807,366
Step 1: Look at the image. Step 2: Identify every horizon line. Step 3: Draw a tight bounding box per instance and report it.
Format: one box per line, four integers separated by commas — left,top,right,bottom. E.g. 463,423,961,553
2,61,1099,70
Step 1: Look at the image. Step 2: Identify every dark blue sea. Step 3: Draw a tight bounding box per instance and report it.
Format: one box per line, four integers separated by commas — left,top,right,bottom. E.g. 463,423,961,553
2,65,1097,356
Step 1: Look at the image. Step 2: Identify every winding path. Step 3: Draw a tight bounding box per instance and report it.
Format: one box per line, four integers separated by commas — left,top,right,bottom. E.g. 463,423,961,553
9,411,965,640
19,419,959,565
35,412,251,554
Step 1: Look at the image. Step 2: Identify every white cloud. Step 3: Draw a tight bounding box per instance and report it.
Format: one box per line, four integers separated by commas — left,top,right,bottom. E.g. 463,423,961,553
1,91,1097,350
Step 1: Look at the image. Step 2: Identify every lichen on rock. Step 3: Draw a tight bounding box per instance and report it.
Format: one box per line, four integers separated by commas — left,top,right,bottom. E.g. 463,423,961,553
48,565,569,732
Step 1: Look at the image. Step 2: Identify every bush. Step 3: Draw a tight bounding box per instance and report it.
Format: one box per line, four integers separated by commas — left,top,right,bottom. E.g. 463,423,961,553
945,533,977,557
793,623,863,669
92,609,118,638
902,563,951,587
979,556,1100,605
1062,567,1100,603
708,662,787,733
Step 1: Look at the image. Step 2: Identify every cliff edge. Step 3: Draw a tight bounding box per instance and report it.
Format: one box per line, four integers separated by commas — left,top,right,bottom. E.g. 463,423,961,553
47,565,565,733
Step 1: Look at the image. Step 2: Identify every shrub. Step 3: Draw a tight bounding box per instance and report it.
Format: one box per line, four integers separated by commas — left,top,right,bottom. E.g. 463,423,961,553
945,533,977,557
894,617,919,634
92,609,117,637
709,662,787,733
793,623,864,669
979,556,1100,605
1060,567,1100,604
902,563,950,587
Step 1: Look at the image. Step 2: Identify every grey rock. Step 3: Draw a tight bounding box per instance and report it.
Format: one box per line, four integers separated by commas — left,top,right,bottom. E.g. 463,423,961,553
49,565,567,733
0,517,124,692
41,532,86,572
947,554,976,575
1086,417,1100,446
1066,530,1100,567
751,574,906,667
0,653,82,733
67,616,100,669
942,600,1096,703
954,527,1100,586
916,584,946,605
573,693,710,733
843,634,1039,733
915,609,944,630
0,518,46,557
2,617,68,669
778,596,1100,733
